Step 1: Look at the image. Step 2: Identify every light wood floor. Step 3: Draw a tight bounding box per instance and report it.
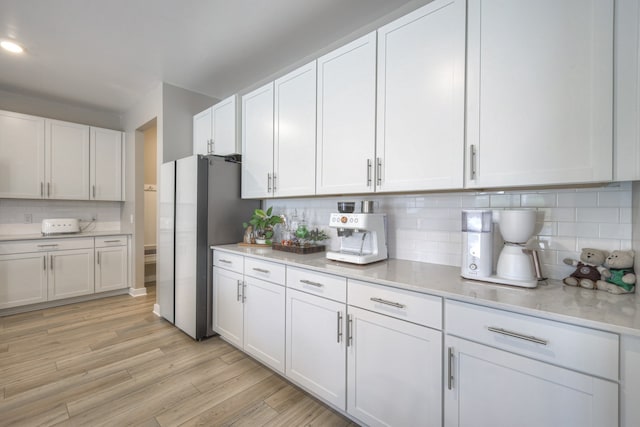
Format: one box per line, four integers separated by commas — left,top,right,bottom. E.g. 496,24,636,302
0,286,358,426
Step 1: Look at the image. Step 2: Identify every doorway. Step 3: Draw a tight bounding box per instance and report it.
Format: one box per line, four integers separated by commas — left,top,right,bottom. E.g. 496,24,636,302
142,121,158,288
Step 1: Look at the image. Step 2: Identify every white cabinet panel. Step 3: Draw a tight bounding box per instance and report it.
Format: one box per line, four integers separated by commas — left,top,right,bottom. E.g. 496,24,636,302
90,127,122,201
212,266,244,347
212,95,239,155
0,253,48,309
622,334,640,427
316,32,377,195
0,110,45,199
376,0,465,192
347,306,442,427
243,277,285,374
242,83,274,198
95,245,127,292
274,61,317,197
47,248,94,300
45,119,90,200
193,107,213,156
445,335,618,427
615,0,640,180
465,0,613,188
286,288,346,410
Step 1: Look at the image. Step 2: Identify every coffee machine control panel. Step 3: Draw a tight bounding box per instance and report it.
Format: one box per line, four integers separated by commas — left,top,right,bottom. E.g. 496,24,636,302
330,213,361,227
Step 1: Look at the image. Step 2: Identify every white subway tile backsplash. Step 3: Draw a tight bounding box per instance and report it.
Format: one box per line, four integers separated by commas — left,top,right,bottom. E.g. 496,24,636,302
267,183,635,281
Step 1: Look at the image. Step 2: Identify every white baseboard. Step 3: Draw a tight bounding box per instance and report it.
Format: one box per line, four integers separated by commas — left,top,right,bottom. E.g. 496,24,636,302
128,287,147,297
153,303,161,316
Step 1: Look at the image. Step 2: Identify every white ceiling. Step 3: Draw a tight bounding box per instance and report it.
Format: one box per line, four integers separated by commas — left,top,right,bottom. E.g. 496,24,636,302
0,0,417,114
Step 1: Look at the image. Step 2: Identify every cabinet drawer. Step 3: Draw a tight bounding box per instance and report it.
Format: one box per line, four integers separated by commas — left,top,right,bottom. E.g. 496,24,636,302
0,238,94,254
244,257,285,284
445,300,619,380
287,266,346,303
95,235,127,247
213,250,244,273
349,279,442,329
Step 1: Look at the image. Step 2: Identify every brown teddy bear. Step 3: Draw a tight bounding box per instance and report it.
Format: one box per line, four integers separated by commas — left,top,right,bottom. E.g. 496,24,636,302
563,248,607,289
596,250,636,294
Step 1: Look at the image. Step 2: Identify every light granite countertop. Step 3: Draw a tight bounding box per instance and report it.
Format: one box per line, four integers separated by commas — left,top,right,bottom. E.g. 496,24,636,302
213,244,640,337
0,231,131,242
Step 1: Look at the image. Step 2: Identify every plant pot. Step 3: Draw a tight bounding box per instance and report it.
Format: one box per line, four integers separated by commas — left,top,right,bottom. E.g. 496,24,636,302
255,238,267,245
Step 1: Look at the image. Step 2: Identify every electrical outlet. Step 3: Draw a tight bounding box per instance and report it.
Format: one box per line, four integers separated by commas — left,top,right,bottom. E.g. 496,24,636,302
24,213,32,223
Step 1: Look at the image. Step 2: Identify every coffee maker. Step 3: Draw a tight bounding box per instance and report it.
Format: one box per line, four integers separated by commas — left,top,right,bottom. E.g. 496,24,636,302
461,209,544,288
326,203,388,264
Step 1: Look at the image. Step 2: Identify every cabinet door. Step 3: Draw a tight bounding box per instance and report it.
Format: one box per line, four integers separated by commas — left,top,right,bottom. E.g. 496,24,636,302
444,336,618,427
0,253,48,309
48,249,95,300
347,306,442,427
376,0,465,192
212,266,244,347
193,107,213,156
90,127,122,201
316,32,377,195
45,119,90,199
241,83,274,199
614,0,640,180
274,61,317,197
286,288,346,410
466,0,613,188
212,95,239,155
95,246,127,292
243,277,285,374
0,110,45,199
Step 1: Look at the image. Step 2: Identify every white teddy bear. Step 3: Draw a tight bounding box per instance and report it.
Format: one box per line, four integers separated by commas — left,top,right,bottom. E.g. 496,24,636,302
595,250,636,294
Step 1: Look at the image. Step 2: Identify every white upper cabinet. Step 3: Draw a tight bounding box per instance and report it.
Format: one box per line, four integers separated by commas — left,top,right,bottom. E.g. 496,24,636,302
614,0,640,181
0,110,45,199
376,0,466,192
193,95,240,156
316,32,377,195
274,61,317,197
90,127,122,201
45,119,90,200
465,0,614,188
242,83,274,199
193,107,213,156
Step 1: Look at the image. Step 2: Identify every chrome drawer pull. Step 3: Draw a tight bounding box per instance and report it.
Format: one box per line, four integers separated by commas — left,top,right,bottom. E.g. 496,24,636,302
300,279,323,288
37,244,59,248
487,327,548,346
370,297,405,309
337,311,343,343
252,267,270,274
103,240,122,243
347,314,353,347
218,259,232,264
448,347,454,390
236,280,242,302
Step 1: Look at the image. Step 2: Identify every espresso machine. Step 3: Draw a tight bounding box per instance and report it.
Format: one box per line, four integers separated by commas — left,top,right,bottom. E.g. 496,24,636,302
461,209,544,288
327,208,388,265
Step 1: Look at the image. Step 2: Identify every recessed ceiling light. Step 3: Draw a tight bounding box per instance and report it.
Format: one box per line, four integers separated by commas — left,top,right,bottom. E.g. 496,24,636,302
1,40,24,54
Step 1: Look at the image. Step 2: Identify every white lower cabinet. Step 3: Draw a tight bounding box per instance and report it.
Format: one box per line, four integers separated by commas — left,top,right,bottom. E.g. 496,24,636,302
286,287,347,410
48,248,95,300
212,254,286,374
0,252,48,309
347,305,442,427
444,300,619,427
95,237,128,292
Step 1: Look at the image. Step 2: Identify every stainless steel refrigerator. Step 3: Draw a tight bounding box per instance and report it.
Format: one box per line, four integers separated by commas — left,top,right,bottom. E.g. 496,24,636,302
158,154,258,339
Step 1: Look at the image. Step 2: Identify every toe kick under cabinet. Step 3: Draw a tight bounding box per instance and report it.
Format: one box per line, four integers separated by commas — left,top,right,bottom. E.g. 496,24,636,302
444,300,619,427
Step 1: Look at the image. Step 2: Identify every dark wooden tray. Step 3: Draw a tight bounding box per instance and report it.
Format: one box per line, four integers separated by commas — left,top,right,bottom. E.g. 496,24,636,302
272,244,325,254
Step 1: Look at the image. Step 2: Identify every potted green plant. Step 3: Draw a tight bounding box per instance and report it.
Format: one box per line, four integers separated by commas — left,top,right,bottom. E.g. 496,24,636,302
243,207,283,245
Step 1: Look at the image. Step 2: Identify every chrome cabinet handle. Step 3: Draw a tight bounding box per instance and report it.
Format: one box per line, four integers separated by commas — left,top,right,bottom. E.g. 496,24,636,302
103,240,122,244
487,326,548,346
43,255,46,271
97,251,101,265
242,282,247,302
470,144,477,180
370,297,405,309
376,157,382,186
47,182,51,197
337,312,343,343
267,173,272,193
38,244,59,248
92,185,96,198
300,279,323,288
219,259,232,264
236,279,242,302
272,173,277,193
252,267,270,274
41,182,44,197
50,255,54,271
347,314,353,347
448,347,454,390
366,159,372,187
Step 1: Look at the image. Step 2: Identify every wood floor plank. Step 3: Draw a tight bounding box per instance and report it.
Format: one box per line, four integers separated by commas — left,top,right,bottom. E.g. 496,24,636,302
0,286,356,427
